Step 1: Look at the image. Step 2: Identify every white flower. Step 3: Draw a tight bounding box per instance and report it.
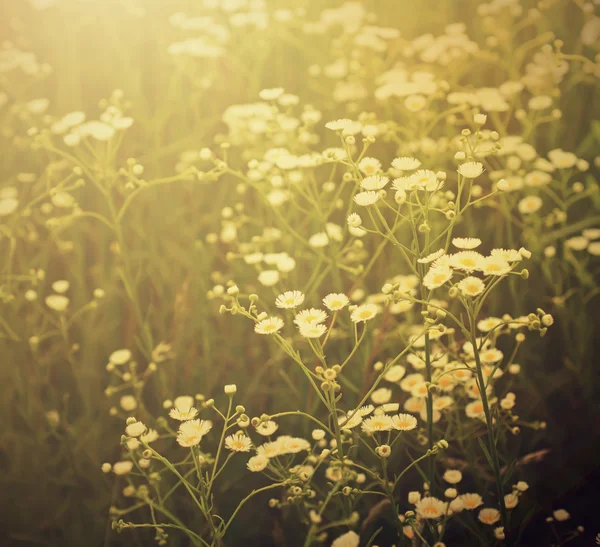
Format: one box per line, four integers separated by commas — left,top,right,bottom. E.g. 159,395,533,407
225,433,252,452
177,419,212,447
347,213,362,227
125,421,147,437
258,270,280,287
360,175,389,190
417,249,445,264
518,196,543,214
309,232,329,248
353,190,380,206
391,413,417,430
423,266,453,290
392,156,421,171
112,461,134,475
247,454,269,472
452,237,482,250
110,349,132,365
45,294,69,312
325,118,355,131
479,508,501,525
450,251,485,272
255,317,284,335
323,293,350,311
443,469,463,484
294,308,328,327
553,509,570,522
259,87,284,101
256,420,279,436
350,304,378,323
371,387,392,404
51,280,70,293
358,157,382,176
416,497,448,519
275,290,305,309
458,162,484,178
361,415,394,433
0,198,19,216
457,276,485,296
299,323,327,338
331,531,359,547
482,256,511,276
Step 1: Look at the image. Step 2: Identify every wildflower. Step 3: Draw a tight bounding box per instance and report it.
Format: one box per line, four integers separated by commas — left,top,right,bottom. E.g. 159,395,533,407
358,157,382,176
450,251,485,271
177,419,212,447
120,395,137,411
553,509,570,521
224,384,237,395
325,118,356,131
392,156,421,171
458,162,484,178
45,294,69,312
125,421,147,437
457,276,485,296
275,290,305,309
323,293,349,311
225,433,252,452
110,349,132,365
309,232,329,248
331,531,359,547
371,388,392,404
360,175,389,190
256,420,278,436
255,317,284,335
350,304,378,323
247,454,269,472
494,527,505,540
258,270,280,287
259,88,284,101
384,365,406,382
377,444,391,457
516,481,529,492
461,493,483,510
0,197,19,216
51,280,70,293
482,256,511,276
518,196,543,214
491,248,522,262
299,323,327,338
411,169,440,191
465,400,485,419
423,265,453,290
417,249,445,264
140,429,159,444
505,493,519,509
353,191,380,206
294,308,327,327
113,461,134,475
347,213,362,228
408,491,421,504
361,415,394,433
311,429,325,441
443,469,463,484
478,508,501,525
445,488,458,498
415,497,448,519
339,413,362,430
391,413,417,431
452,237,482,250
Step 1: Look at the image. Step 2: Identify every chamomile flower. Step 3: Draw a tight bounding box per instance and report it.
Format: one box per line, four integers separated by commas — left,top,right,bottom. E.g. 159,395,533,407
275,290,305,309
452,237,482,250
417,249,445,264
384,365,406,382
225,433,252,452
457,276,485,296
255,420,279,436
518,196,543,214
294,308,328,327
458,161,484,178
247,454,269,472
423,265,453,290
411,169,440,191
177,419,212,447
322,293,349,311
361,415,394,433
370,387,392,404
391,413,418,431
491,248,522,262
45,294,69,312
482,256,511,276
461,493,484,510
392,156,421,171
255,317,284,335
415,497,448,519
478,508,501,525
360,175,389,190
450,251,485,271
299,324,327,338
443,469,463,484
350,303,378,323
358,157,382,176
353,190,380,206
169,406,199,421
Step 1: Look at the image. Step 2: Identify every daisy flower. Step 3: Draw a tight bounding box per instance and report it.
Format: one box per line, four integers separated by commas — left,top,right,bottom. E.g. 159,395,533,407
443,469,463,484
518,195,543,214
294,308,328,327
482,256,511,276
391,413,417,431
461,493,484,510
479,508,501,525
350,303,378,323
417,249,445,264
450,251,485,271
370,387,392,404
423,265,453,290
177,419,212,447
457,276,485,297
458,161,484,178
299,324,327,338
353,190,380,206
361,415,394,433
391,156,421,171
415,497,448,519
322,293,349,311
491,248,522,262
452,237,482,250
255,420,279,436
275,290,305,309
255,317,284,335
360,175,389,190
358,157,382,176
225,433,253,452
169,406,199,421
411,169,440,191
247,454,269,472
